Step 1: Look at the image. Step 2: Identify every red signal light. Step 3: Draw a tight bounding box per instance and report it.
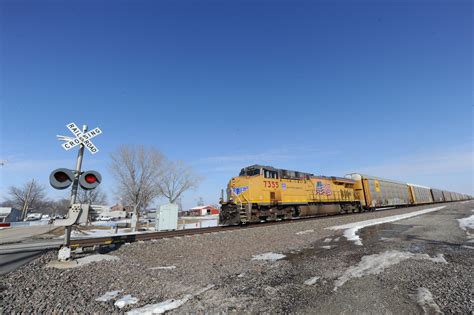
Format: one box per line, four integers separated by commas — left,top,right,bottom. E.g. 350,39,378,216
54,172,69,182
84,174,97,184
79,170,101,190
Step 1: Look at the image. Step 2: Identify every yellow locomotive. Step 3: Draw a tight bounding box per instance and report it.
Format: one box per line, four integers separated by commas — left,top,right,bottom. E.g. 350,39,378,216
219,165,472,225
219,165,361,225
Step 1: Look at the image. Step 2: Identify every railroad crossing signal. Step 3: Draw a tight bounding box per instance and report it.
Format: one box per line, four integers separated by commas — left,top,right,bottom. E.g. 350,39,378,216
49,168,102,191
53,122,103,258
57,122,102,154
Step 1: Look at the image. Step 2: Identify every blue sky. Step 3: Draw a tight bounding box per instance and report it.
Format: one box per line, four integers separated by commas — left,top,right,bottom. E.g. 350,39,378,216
1,0,472,208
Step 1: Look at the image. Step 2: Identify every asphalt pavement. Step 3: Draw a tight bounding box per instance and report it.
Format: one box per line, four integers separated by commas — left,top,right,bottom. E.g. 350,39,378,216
0,240,63,275
0,224,57,245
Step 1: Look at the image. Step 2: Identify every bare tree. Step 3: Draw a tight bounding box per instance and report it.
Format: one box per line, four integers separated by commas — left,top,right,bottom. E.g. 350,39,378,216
109,145,165,231
157,161,201,204
175,197,183,211
7,179,47,220
51,198,71,217
77,187,107,205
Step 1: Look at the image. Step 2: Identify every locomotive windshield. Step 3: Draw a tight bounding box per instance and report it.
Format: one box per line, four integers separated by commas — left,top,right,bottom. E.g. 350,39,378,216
239,167,260,176
239,165,313,179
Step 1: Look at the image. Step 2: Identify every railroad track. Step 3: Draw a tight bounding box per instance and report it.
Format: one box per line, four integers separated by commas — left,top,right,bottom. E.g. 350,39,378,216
71,211,364,249
71,225,232,248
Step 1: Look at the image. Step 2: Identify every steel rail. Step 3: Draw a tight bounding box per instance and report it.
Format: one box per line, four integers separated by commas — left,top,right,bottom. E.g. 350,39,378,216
70,214,335,249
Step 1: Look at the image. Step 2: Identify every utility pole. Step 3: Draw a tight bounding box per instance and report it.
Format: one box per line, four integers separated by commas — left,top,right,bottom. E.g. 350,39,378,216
21,179,34,221
64,125,87,247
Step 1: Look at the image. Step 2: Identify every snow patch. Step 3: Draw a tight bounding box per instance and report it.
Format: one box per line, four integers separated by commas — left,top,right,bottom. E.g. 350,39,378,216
115,295,139,308
415,287,442,314
128,296,192,314
57,247,71,261
333,237,340,242
78,254,120,265
328,206,446,245
252,252,286,261
96,290,121,302
320,245,332,250
149,266,176,270
457,214,474,240
304,276,320,286
127,284,214,315
457,214,474,231
47,254,119,269
323,238,332,243
296,229,314,235
334,250,447,291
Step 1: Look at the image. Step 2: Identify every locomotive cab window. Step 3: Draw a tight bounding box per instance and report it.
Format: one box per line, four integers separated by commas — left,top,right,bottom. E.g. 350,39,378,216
264,169,278,179
240,168,261,176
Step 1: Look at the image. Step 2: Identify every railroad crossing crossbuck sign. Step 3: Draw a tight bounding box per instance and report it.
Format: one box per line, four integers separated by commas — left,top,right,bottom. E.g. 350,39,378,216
58,122,102,154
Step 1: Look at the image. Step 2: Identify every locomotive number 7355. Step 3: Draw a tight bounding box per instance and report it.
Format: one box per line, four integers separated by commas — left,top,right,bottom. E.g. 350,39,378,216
264,181,279,188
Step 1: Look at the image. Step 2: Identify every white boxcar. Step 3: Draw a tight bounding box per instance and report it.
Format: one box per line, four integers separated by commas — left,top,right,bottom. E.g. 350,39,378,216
408,184,433,204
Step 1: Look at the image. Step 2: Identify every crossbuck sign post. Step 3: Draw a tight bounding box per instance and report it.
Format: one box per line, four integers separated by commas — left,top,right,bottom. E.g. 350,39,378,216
61,123,102,154
55,123,102,259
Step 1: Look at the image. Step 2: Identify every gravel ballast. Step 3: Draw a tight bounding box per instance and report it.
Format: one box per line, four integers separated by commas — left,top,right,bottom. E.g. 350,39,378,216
1,202,472,314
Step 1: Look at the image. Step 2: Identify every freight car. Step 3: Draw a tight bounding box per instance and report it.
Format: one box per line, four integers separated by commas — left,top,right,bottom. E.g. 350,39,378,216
431,188,444,203
408,184,434,205
443,191,452,201
219,165,472,225
345,173,411,209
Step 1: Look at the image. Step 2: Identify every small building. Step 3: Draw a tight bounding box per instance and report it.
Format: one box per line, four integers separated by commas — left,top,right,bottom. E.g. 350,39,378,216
0,207,22,222
188,205,220,216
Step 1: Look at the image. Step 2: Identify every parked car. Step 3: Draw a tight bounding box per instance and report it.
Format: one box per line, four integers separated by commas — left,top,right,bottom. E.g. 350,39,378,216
25,213,42,221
